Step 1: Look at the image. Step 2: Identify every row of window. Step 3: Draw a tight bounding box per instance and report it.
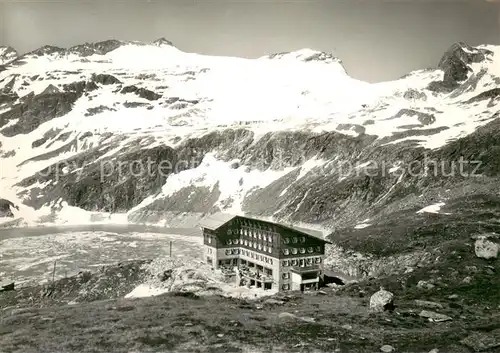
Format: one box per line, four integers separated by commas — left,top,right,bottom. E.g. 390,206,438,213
228,228,276,243
207,230,318,250
224,248,240,256
282,257,322,267
222,248,275,265
283,246,321,256
241,250,274,265
283,236,306,244
237,219,276,232
226,239,273,253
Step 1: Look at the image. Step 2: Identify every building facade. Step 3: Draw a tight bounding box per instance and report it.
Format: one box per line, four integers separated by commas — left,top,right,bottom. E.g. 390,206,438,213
199,213,331,292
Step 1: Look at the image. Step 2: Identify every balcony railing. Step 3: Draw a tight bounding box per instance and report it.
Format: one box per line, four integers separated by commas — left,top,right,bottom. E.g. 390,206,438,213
239,268,273,283
290,265,320,274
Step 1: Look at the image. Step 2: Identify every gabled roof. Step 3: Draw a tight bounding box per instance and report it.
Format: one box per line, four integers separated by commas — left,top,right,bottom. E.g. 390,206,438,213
198,212,331,244
289,225,326,241
277,223,332,244
198,212,237,230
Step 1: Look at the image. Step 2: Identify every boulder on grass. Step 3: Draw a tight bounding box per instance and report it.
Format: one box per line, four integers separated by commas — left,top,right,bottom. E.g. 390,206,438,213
369,287,395,313
475,236,499,260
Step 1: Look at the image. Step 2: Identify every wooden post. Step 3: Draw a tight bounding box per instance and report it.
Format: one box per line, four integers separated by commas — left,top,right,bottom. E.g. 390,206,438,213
52,261,57,286
169,241,172,257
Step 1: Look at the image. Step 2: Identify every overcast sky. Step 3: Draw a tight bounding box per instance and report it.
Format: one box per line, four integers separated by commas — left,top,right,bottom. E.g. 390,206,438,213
0,0,498,82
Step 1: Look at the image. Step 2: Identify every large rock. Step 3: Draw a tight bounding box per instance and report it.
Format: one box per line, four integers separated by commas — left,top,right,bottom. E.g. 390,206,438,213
278,312,299,322
417,280,436,290
403,89,427,102
62,80,99,96
120,85,161,101
369,287,394,313
91,73,122,85
418,310,452,322
0,198,18,218
474,236,499,260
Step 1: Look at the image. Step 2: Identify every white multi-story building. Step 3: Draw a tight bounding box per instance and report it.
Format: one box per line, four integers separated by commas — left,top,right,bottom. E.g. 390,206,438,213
199,212,331,292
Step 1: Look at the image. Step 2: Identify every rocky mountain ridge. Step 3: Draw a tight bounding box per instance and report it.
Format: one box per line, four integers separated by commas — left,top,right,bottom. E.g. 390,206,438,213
0,40,499,261
0,46,18,66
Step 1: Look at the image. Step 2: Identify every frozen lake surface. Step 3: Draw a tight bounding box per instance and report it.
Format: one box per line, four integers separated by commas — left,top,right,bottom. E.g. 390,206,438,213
0,225,202,286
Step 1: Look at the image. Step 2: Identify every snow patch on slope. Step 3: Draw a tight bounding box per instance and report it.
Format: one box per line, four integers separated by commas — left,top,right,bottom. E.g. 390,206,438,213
416,202,451,215
131,153,296,215
124,284,169,298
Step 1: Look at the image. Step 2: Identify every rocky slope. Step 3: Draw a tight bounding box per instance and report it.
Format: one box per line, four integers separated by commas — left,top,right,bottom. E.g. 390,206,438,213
0,40,498,231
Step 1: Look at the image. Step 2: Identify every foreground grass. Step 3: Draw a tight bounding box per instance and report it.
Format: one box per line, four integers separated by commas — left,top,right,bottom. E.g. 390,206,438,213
2,286,499,353
1,217,499,353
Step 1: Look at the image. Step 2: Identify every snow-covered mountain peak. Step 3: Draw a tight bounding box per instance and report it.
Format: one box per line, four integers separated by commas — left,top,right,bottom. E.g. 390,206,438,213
0,41,499,228
258,48,347,77
17,39,177,62
20,40,130,60
152,37,175,47
24,45,66,58
432,42,496,92
0,46,18,65
66,39,127,57
261,48,343,64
